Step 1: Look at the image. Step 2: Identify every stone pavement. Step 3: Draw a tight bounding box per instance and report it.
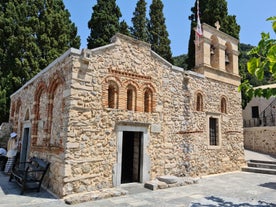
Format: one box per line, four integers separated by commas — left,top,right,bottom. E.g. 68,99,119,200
244,149,276,162
0,150,276,207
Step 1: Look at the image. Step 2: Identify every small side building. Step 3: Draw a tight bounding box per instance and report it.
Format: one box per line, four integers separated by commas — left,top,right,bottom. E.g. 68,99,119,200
9,23,244,198
243,84,276,155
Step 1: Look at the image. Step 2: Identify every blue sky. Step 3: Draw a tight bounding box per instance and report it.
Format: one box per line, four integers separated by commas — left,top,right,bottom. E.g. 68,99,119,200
63,0,275,56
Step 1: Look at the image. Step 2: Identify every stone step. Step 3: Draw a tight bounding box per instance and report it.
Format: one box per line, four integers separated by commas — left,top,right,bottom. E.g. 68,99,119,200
242,167,276,175
248,162,276,170
249,159,276,165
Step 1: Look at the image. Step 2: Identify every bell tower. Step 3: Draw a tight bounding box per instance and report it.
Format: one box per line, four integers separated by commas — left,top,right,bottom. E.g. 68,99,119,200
194,23,240,86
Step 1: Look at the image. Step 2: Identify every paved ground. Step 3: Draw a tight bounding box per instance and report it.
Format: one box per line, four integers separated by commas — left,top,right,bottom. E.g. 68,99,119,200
0,150,276,207
244,149,276,162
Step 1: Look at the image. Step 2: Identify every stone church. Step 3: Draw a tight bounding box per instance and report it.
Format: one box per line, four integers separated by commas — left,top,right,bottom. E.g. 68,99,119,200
9,23,244,198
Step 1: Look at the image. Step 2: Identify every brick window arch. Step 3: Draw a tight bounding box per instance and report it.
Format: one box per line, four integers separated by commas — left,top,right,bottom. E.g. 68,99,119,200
108,81,119,109
33,81,48,146
10,102,16,123
14,99,22,132
221,97,227,113
196,92,203,111
126,84,136,111
144,88,153,112
48,73,64,147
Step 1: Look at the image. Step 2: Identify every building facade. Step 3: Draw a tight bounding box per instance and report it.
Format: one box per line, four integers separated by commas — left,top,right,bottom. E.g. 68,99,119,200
243,84,276,155
9,23,244,198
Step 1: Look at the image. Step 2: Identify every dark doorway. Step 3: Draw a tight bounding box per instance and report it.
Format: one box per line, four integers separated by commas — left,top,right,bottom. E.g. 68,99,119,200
121,131,142,184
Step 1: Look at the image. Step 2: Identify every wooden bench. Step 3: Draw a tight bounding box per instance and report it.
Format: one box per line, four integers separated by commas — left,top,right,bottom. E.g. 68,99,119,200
0,155,7,171
9,157,50,195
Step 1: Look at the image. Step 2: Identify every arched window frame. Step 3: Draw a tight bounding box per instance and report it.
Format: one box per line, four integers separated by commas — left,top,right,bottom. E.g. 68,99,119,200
144,88,153,113
221,96,227,114
225,42,233,73
47,73,64,147
107,81,119,109
210,35,219,68
126,84,137,111
196,92,203,111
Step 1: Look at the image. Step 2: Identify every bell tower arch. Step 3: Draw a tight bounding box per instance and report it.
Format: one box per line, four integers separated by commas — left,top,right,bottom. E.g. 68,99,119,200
194,23,240,86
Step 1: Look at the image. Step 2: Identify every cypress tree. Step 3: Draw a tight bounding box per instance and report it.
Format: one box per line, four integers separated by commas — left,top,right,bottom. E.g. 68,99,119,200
186,0,240,70
148,0,173,64
119,20,131,36
37,0,80,69
87,0,122,49
0,0,80,123
131,0,148,42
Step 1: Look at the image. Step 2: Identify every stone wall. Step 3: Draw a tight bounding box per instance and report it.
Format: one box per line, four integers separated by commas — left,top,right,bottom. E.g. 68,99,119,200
9,49,78,197
8,33,245,198
244,127,276,155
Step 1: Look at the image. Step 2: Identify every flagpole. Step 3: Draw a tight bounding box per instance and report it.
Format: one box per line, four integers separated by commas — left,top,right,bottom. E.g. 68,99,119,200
195,0,202,47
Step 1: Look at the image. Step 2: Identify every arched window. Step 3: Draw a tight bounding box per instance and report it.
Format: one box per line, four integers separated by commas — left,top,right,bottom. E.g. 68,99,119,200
144,89,153,113
108,83,118,109
210,36,219,68
221,97,227,113
225,42,233,73
48,73,64,146
126,85,136,111
196,92,203,111
24,109,30,121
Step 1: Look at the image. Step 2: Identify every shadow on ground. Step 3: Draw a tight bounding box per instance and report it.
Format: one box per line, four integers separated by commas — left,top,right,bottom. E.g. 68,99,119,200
0,171,55,199
190,196,276,207
260,182,276,190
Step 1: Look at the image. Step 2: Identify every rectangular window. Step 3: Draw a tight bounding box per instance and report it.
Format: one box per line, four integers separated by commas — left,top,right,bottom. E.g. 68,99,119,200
251,106,259,118
209,117,218,146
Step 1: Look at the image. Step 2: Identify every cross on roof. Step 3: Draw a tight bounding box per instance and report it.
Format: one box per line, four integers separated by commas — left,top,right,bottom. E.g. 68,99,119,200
215,21,220,30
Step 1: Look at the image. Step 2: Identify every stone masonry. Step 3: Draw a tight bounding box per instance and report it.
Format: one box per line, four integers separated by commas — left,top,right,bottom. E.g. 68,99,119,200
9,23,245,198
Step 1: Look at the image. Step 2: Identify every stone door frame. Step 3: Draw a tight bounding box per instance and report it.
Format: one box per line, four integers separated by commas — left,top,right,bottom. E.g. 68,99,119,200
113,123,150,186
20,121,31,164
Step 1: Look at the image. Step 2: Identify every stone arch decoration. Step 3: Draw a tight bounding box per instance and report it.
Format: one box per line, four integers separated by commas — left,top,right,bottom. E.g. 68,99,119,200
33,81,48,146
10,102,16,123
14,99,22,133
47,73,65,147
102,76,122,109
220,96,227,114
210,35,219,69
142,83,156,113
122,80,140,111
108,81,119,109
143,88,153,113
225,42,233,73
103,75,122,86
195,91,204,111
126,84,137,111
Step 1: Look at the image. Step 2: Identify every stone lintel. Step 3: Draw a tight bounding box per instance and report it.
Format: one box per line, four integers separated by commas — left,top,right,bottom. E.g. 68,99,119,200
116,121,151,128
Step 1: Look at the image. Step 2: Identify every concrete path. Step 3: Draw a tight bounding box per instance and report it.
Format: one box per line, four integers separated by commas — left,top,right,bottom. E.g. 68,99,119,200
0,150,275,207
244,149,276,162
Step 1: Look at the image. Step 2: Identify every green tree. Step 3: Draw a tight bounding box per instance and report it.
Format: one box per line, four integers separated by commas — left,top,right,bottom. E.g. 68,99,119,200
87,0,122,49
239,17,276,101
148,0,173,64
0,0,80,124
38,0,80,69
119,20,130,36
131,0,148,42
186,0,240,70
173,54,188,69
